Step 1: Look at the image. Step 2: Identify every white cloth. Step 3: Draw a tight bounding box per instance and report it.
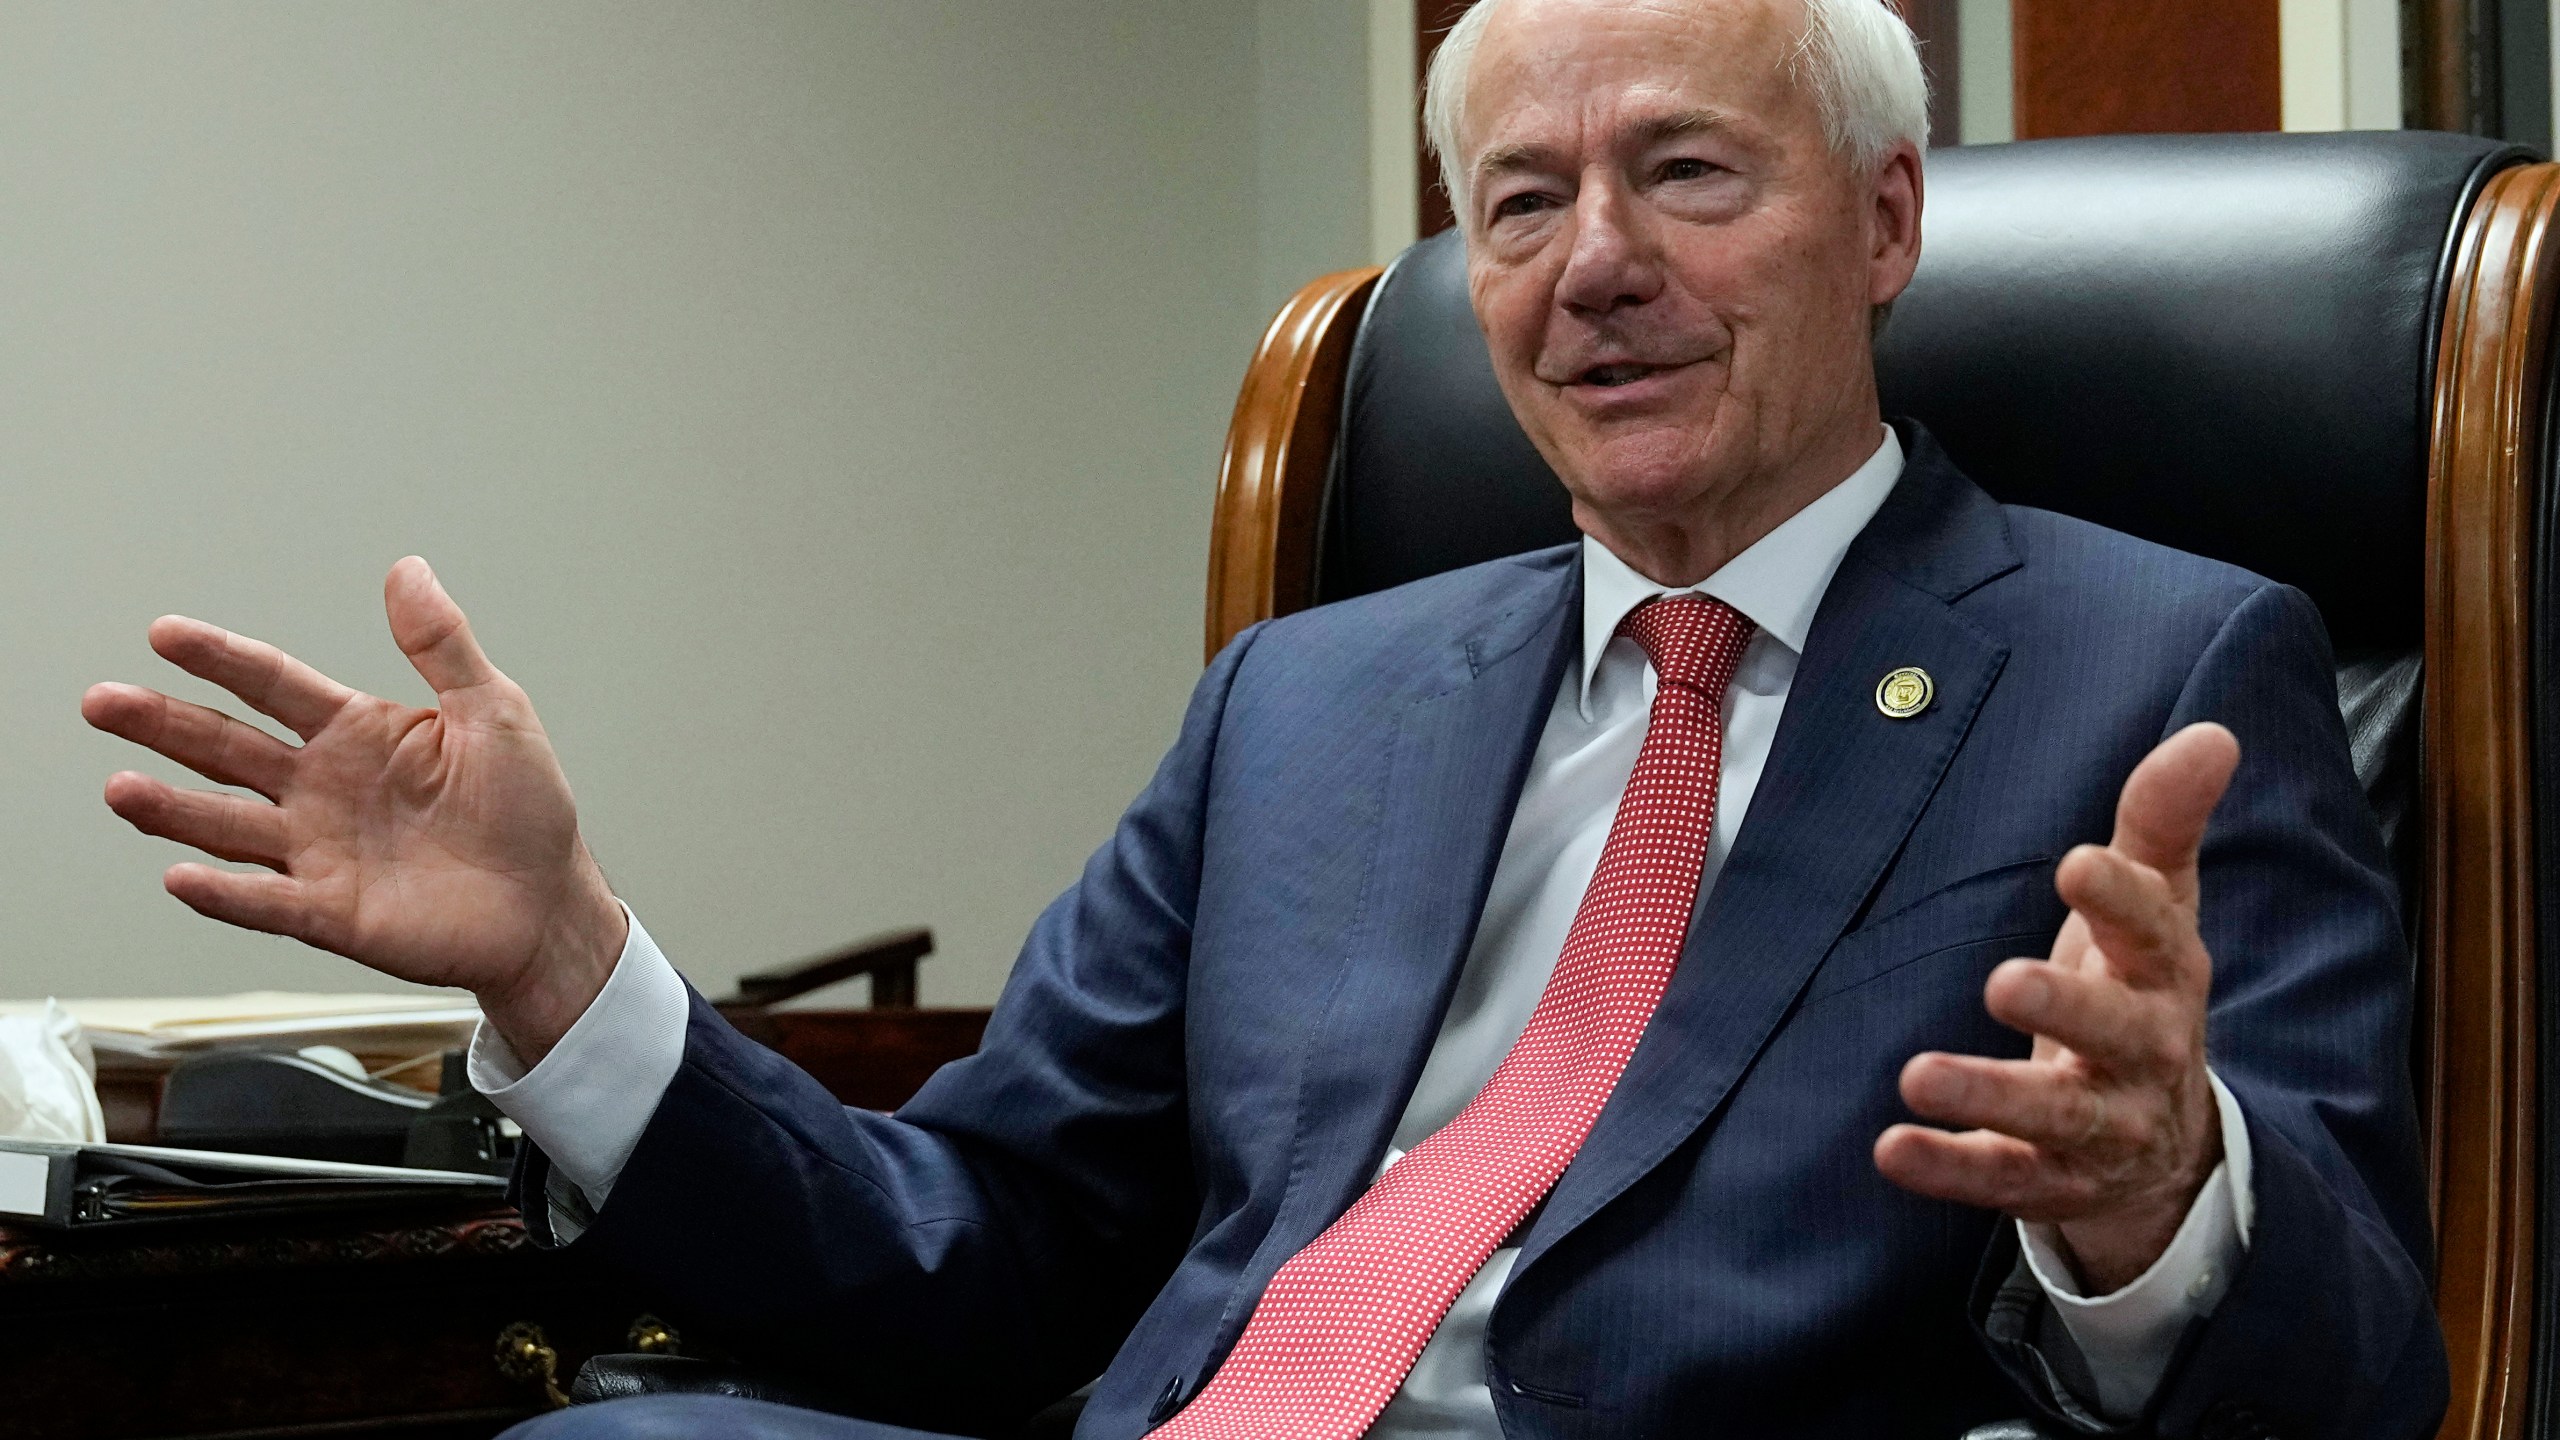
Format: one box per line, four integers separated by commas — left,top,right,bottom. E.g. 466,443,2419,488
0,1000,106,1144
474,426,2249,1428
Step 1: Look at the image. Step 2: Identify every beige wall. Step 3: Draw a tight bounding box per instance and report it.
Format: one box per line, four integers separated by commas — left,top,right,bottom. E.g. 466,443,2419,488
2,1,1380,1007
1259,0,1380,307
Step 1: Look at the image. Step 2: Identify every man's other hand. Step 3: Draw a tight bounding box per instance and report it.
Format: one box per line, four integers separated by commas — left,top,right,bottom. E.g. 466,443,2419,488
83,557,627,1066
1873,722,2239,1293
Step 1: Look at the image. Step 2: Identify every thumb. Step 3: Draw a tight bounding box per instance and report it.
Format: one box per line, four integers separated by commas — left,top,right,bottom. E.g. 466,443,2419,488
384,557,504,701
2110,722,2241,886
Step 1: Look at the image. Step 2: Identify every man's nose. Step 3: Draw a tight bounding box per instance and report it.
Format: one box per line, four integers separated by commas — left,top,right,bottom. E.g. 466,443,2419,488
1553,179,1665,316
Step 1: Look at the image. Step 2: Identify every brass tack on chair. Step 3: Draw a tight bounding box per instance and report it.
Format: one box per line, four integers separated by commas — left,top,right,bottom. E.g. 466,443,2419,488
627,1314,682,1355
495,1320,570,1410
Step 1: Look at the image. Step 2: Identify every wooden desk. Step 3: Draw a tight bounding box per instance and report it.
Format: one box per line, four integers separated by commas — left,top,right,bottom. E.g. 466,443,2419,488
0,1207,637,1438
1,1007,990,1439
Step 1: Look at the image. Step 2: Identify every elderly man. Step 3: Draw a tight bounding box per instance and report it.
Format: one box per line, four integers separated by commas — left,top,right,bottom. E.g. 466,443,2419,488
82,0,2440,1436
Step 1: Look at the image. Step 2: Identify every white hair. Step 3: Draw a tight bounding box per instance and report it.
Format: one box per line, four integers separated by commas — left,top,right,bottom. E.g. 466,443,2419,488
1422,0,1930,223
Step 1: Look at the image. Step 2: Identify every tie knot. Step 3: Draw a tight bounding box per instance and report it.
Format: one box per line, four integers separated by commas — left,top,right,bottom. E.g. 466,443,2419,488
1619,594,1755,695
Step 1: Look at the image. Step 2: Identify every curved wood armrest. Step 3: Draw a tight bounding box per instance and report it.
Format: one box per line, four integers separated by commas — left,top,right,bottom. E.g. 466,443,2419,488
2424,158,2558,1440
1206,265,1385,662
716,927,934,1012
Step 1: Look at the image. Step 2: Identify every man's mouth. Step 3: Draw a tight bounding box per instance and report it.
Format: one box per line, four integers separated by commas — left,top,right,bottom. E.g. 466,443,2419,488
1572,359,1693,388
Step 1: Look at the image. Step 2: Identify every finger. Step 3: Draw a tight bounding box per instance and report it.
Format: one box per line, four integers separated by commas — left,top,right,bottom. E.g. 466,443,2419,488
2108,722,2240,893
2054,844,2196,991
1900,1050,2103,1148
83,683,296,798
1874,1123,2094,1217
104,772,291,868
163,864,313,941
2042,907,2093,977
384,557,504,702
147,616,357,740
1983,958,2178,1074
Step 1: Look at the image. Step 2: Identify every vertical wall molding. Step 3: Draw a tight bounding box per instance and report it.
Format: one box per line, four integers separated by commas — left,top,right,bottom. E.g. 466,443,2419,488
2286,0,2353,129
2407,0,2499,134
2346,0,2409,128
1896,0,1965,145
1958,0,2015,142
1370,0,1420,262
1416,0,1472,235
2284,0,2406,130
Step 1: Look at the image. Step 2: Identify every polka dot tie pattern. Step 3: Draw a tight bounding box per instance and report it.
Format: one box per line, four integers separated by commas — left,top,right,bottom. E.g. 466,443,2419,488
1148,594,1756,1440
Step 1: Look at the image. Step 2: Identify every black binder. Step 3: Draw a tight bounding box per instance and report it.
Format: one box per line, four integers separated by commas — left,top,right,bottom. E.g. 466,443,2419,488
0,1138,502,1229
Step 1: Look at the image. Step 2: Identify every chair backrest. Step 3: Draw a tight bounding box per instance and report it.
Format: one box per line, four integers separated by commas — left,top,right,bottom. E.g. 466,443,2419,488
1205,131,2560,1440
1317,133,2505,643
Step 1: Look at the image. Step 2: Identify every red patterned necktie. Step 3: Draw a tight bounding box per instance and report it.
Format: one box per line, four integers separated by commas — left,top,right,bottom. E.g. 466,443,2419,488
1150,594,1756,1440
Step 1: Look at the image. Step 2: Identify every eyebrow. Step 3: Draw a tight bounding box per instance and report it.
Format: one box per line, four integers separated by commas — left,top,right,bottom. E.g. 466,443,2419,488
1635,108,1741,146
1470,108,1742,188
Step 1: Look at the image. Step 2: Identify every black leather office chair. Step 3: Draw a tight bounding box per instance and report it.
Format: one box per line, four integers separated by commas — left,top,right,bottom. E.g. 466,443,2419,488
577,132,2560,1440
1207,131,2560,1440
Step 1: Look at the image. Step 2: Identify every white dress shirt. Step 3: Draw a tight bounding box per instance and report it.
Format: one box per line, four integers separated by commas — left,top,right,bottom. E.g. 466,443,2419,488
474,427,2251,1430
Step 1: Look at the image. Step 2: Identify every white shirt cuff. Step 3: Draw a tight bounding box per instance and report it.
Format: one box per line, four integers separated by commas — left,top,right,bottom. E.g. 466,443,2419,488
2016,1070,2254,1421
467,903,690,1215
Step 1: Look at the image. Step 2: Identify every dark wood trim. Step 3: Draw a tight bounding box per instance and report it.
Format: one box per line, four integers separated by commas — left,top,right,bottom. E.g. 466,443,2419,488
1417,1,1475,238
2407,0,2500,135
718,927,934,1012
1206,265,1384,662
2423,157,2556,1440
1895,0,1963,147
0,1210,531,1285
175,1410,533,1438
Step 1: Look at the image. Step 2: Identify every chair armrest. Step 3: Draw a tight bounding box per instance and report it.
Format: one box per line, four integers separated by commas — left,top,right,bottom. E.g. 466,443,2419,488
1961,1423,2068,1440
570,1352,849,1412
714,927,935,1011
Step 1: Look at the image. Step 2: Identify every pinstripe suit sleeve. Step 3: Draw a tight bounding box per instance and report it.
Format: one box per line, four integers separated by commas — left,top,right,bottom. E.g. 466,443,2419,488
506,622,1269,1435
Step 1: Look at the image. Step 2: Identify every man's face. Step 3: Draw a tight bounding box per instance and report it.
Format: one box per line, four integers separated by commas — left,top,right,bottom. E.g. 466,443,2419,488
1460,0,1918,550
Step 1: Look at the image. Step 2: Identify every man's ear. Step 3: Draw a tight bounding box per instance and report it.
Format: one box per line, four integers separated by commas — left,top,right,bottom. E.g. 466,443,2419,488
1868,141,1925,309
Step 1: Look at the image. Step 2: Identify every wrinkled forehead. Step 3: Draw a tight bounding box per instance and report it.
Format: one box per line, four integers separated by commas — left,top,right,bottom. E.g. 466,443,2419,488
1462,0,1822,161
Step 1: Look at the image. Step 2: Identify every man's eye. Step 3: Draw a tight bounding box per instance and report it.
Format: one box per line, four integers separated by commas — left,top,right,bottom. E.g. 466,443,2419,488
1660,158,1717,182
1491,192,1551,221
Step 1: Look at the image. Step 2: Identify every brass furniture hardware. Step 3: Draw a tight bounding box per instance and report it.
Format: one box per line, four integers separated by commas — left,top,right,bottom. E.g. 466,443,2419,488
495,1321,569,1410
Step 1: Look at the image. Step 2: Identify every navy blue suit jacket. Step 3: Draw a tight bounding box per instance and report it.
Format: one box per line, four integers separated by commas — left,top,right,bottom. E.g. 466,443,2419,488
547,431,2445,1438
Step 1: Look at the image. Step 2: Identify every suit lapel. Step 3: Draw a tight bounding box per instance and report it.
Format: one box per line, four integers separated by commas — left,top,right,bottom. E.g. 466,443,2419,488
1514,432,2022,1279
1242,557,1581,1305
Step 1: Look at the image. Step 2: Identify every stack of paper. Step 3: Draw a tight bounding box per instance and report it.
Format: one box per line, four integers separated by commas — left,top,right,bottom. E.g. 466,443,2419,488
0,993,479,1077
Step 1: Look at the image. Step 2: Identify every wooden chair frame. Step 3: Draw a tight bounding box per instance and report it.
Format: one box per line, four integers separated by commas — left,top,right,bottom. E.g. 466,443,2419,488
1206,162,2560,1440
1205,266,1384,661
2425,160,2559,1440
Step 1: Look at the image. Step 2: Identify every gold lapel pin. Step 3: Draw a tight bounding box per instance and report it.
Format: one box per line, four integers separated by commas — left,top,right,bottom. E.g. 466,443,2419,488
1875,666,1934,719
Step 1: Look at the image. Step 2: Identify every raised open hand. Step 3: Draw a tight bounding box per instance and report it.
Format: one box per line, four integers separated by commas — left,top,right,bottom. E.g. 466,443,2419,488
1873,722,2240,1293
83,558,625,1064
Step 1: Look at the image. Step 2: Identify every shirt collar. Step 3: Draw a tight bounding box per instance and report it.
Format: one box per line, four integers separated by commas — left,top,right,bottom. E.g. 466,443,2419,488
1577,425,1905,717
